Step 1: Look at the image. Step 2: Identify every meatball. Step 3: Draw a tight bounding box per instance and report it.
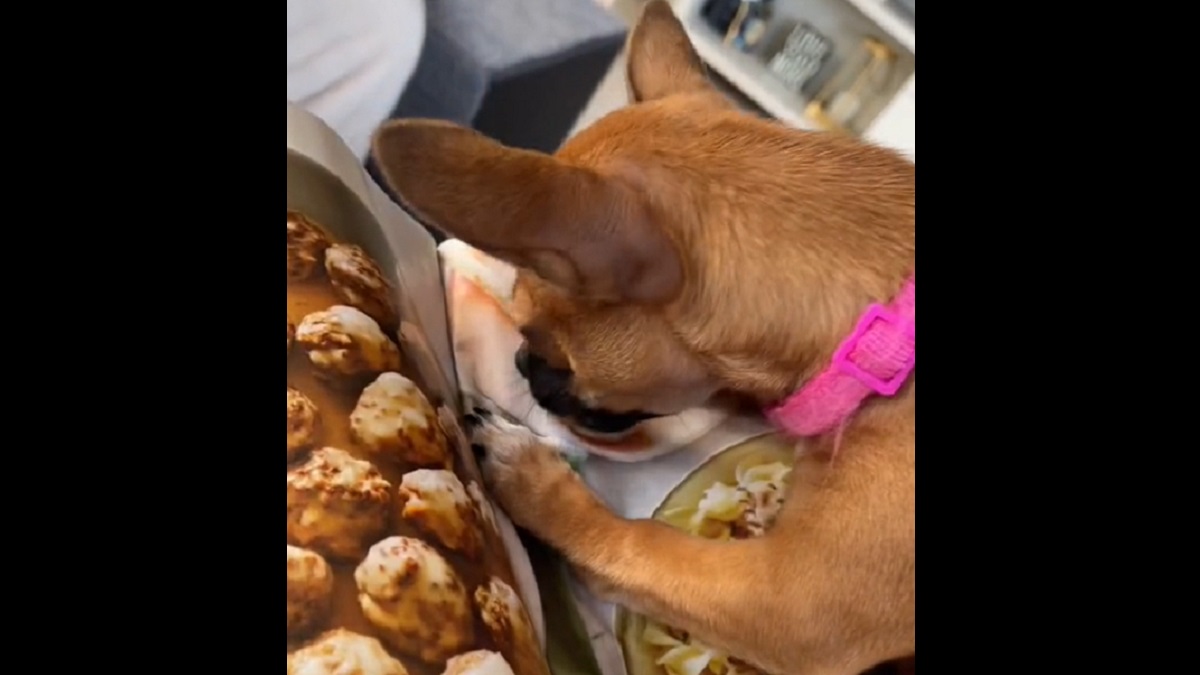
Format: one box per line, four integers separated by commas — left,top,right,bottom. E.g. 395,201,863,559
398,469,484,558
442,651,516,675
350,372,449,467
354,536,474,663
287,387,320,462
475,577,542,675
288,319,296,354
287,545,334,638
295,306,402,382
287,629,410,675
325,244,399,330
287,211,331,282
287,447,392,561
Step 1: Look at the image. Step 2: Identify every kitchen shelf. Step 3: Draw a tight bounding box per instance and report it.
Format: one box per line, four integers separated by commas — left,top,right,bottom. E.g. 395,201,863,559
840,0,914,53
684,16,816,129
668,0,915,159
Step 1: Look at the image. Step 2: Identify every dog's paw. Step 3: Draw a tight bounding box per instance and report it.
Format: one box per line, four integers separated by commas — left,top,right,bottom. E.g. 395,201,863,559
467,406,587,542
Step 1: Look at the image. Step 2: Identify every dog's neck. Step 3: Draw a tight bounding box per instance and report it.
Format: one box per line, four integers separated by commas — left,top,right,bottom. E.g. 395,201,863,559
764,275,915,437
680,230,915,408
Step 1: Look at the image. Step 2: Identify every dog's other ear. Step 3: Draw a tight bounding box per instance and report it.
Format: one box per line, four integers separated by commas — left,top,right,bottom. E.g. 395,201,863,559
626,0,714,103
372,119,682,304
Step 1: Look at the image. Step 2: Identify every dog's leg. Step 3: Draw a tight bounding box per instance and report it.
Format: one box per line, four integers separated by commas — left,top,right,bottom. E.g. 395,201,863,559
472,410,914,675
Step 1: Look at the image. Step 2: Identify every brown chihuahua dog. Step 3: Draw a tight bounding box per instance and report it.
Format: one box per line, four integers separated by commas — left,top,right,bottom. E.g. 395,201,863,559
372,2,915,673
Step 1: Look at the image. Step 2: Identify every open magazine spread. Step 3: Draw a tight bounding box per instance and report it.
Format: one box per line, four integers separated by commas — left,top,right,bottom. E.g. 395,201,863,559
287,102,807,675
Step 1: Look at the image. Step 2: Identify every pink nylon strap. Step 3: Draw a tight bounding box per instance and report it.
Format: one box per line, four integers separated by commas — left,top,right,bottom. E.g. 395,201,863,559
766,276,915,437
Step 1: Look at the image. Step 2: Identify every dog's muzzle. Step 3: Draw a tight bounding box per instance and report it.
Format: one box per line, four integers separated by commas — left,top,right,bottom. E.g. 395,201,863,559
515,343,661,435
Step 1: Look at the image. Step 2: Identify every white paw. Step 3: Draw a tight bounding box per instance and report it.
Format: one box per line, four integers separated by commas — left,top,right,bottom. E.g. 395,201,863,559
465,402,577,530
465,398,584,465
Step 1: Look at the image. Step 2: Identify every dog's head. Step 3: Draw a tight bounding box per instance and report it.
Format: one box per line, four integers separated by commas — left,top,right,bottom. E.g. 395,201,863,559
373,1,915,436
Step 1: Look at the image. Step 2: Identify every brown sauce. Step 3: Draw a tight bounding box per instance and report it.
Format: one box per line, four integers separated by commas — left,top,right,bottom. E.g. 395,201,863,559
287,229,525,674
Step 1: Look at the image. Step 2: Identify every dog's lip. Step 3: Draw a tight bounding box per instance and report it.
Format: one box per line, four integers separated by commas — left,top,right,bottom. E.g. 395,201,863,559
528,387,663,432
560,403,663,435
566,421,641,443
578,408,661,426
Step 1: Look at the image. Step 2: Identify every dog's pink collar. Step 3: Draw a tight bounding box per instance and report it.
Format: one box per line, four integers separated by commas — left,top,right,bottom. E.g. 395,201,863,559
766,275,915,438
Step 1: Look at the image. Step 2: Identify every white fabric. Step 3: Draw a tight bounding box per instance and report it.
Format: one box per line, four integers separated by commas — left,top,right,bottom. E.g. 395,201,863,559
287,0,427,161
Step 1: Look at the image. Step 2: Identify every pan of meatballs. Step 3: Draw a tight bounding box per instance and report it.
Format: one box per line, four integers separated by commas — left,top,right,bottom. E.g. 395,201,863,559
287,143,549,675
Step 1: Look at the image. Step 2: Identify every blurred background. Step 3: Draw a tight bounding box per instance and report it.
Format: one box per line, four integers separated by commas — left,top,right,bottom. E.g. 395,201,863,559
286,0,915,178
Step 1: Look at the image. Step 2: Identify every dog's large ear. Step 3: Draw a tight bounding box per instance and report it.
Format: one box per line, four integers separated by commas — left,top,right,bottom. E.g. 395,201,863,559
372,119,682,304
627,1,714,103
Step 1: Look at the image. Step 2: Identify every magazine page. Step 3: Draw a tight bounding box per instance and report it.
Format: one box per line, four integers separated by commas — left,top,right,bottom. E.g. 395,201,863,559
286,102,549,675
440,240,807,675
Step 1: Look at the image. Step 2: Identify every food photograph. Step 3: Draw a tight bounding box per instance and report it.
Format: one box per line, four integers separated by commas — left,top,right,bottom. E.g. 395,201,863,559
286,123,550,675
613,434,796,675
